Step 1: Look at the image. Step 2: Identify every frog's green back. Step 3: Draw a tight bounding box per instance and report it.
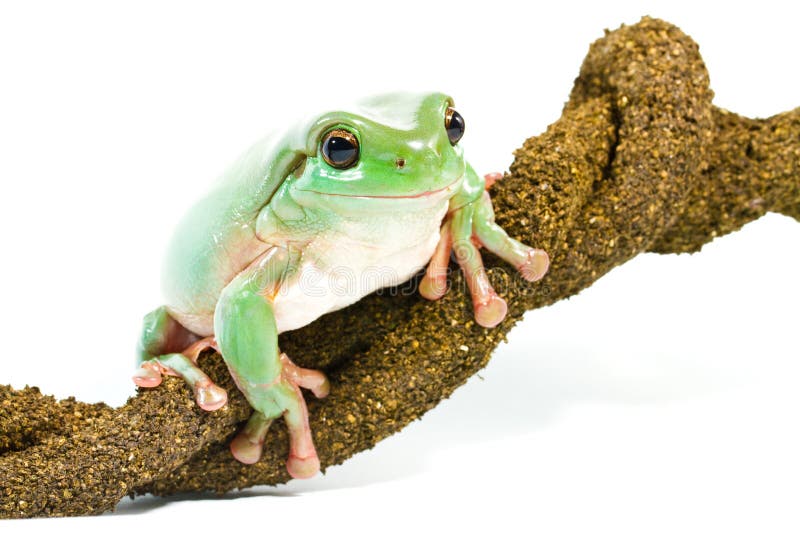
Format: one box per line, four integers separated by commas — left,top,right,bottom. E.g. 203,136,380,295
161,129,306,324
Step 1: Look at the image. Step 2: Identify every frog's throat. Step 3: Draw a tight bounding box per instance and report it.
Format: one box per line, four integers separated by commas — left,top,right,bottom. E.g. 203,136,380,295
296,174,463,200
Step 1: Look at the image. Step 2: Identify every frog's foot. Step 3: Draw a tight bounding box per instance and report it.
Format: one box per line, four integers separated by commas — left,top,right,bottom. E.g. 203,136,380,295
434,187,549,328
230,353,329,478
133,339,227,411
420,204,509,327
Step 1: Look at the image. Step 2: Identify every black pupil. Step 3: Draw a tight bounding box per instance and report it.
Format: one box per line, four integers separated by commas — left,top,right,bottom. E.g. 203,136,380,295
324,134,358,167
446,110,465,145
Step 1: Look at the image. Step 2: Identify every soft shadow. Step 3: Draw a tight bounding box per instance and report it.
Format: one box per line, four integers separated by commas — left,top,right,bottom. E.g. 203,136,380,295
111,488,299,515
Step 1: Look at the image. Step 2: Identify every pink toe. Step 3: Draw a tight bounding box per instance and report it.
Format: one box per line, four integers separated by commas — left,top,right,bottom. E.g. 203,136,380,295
230,433,263,465
196,384,228,411
419,275,447,301
286,453,321,479
519,249,549,282
132,368,162,388
312,378,331,399
474,294,508,328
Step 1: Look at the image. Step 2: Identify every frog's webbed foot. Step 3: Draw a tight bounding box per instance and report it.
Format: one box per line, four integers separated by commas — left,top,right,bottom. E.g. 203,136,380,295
229,353,329,478
133,337,228,412
421,172,549,328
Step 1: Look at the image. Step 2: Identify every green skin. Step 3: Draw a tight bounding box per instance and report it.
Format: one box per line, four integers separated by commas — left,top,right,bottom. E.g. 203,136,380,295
133,92,549,479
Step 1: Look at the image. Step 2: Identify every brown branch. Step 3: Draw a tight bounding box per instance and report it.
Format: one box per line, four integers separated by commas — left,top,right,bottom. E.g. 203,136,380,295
1,16,797,518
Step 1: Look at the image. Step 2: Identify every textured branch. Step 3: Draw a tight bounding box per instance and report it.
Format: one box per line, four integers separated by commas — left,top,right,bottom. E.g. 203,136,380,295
1,17,797,518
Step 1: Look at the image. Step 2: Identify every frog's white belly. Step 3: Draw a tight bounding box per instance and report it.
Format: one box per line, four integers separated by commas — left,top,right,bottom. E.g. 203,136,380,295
272,202,448,333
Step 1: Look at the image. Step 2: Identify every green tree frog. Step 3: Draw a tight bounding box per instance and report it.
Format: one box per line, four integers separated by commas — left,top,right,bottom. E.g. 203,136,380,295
133,92,549,479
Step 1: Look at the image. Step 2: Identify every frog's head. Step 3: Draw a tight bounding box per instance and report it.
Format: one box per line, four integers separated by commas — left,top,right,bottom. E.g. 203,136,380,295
286,92,467,213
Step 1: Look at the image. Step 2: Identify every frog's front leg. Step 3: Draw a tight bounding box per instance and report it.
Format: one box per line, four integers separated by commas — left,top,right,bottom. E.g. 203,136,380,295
215,246,329,478
421,165,549,327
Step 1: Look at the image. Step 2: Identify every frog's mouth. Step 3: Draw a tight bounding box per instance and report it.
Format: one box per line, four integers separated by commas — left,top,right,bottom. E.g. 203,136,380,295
301,174,463,200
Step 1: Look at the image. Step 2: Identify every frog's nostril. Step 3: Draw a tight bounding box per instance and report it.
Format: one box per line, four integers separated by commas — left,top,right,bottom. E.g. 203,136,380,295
395,158,406,169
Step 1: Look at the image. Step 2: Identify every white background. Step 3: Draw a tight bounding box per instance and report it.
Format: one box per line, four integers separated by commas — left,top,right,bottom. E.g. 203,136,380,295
1,0,798,532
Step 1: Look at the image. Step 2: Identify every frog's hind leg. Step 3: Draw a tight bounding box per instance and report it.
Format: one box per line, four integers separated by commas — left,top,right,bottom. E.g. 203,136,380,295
216,247,329,478
218,289,330,476
133,306,227,411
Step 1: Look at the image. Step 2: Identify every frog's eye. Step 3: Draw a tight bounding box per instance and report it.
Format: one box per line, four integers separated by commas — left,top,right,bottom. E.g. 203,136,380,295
320,129,360,170
445,107,465,145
